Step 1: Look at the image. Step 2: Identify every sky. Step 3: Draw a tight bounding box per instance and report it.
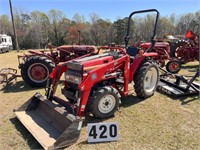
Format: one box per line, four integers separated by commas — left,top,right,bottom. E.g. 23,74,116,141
0,0,199,22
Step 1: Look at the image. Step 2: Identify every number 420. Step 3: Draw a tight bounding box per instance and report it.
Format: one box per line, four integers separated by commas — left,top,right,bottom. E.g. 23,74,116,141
88,123,119,143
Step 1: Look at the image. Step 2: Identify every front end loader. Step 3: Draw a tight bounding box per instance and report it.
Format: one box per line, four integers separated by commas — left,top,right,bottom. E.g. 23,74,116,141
15,9,160,149
15,93,82,149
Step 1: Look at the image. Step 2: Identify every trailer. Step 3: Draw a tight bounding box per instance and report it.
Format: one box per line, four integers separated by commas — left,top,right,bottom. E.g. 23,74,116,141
0,34,13,53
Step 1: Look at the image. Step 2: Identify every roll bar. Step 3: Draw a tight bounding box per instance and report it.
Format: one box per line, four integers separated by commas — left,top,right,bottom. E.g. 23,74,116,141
124,9,160,52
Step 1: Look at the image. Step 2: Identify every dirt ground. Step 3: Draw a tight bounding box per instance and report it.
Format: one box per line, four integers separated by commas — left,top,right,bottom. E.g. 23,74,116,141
0,50,199,150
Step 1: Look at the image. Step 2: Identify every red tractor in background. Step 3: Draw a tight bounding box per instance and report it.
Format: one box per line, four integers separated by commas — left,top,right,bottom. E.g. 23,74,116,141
140,41,170,67
166,24,199,73
15,9,160,149
138,40,183,74
176,30,199,63
18,44,96,87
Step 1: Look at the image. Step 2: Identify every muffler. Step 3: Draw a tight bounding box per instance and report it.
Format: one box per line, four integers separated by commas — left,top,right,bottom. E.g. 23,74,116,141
14,93,82,150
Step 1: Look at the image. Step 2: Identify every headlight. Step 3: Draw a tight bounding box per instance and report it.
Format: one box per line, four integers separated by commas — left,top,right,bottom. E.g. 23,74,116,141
65,74,82,84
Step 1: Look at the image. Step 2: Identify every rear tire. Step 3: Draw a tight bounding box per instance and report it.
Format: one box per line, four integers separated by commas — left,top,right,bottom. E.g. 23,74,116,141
166,59,181,74
21,56,55,87
90,86,120,119
134,61,159,99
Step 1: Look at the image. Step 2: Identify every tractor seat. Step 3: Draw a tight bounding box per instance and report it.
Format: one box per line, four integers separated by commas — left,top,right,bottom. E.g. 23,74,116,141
126,46,139,63
126,46,139,56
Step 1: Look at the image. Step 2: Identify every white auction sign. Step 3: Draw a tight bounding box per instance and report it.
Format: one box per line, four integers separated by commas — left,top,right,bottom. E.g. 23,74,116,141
87,122,119,143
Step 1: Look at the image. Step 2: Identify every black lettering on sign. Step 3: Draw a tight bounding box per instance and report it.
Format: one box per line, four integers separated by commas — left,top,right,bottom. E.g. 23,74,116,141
89,126,97,139
99,125,107,138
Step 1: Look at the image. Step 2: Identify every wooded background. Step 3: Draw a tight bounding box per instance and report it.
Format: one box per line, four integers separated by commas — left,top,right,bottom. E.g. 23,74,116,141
0,9,199,49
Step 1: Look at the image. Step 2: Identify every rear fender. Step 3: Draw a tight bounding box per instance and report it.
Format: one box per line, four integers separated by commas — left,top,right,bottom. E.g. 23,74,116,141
129,52,157,81
29,49,45,55
28,50,54,62
142,52,158,57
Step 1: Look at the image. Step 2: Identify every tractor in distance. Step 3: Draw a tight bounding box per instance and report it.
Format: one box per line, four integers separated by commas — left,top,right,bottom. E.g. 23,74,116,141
165,25,199,73
18,43,96,87
15,9,160,150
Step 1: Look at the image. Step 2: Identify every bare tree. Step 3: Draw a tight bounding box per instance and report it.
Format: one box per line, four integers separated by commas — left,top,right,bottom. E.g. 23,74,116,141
48,9,65,46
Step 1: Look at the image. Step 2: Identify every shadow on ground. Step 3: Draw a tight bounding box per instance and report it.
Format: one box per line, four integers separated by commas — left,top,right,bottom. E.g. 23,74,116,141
0,81,44,93
121,95,144,107
177,95,200,105
10,117,43,149
181,64,199,71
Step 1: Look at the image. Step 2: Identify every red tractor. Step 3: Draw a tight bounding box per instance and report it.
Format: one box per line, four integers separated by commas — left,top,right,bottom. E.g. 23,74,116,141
139,41,183,74
18,44,96,87
140,41,170,67
166,27,199,73
176,30,199,63
15,9,160,149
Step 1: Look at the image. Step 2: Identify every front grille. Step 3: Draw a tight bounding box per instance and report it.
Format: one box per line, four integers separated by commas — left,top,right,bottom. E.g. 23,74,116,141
65,61,83,89
67,61,83,72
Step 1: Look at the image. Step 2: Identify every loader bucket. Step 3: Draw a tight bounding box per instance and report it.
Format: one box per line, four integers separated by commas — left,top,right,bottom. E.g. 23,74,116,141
14,93,83,150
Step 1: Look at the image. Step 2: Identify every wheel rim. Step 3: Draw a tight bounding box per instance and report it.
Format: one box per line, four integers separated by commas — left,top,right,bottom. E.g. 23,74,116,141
98,94,116,114
144,67,158,93
169,62,179,72
28,63,49,83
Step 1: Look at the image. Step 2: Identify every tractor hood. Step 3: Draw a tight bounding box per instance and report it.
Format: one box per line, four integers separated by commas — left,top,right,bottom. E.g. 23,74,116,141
140,42,169,49
57,45,96,53
65,53,115,86
68,53,114,72
140,42,170,53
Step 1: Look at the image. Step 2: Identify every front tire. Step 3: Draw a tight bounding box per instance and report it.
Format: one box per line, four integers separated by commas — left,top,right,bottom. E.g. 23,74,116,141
21,56,55,87
90,86,120,119
134,61,159,99
166,59,181,74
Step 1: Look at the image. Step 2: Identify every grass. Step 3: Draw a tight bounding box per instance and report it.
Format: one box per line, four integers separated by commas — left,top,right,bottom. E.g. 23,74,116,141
0,50,199,150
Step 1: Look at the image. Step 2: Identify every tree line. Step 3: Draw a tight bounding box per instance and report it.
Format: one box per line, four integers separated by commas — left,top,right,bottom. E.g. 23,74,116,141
0,9,199,49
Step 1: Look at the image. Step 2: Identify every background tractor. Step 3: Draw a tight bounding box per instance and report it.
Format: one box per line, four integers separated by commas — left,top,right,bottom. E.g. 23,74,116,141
138,40,182,73
15,9,160,149
139,41,170,67
166,25,199,73
18,44,96,87
157,34,179,57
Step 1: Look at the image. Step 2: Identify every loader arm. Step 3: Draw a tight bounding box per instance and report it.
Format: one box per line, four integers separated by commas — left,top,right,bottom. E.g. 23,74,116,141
46,51,100,99
77,55,130,116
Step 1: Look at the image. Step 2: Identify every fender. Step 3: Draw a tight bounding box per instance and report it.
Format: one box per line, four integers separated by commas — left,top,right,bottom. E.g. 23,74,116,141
142,52,158,57
28,50,55,62
29,49,45,55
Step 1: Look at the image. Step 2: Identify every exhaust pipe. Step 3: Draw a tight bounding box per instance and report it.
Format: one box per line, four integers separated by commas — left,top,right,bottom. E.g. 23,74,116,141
15,93,83,150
